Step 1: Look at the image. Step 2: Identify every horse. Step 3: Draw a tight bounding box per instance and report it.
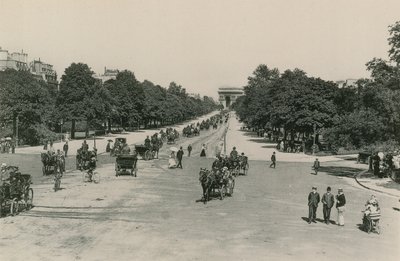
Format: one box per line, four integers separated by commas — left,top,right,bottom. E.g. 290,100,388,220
199,168,216,204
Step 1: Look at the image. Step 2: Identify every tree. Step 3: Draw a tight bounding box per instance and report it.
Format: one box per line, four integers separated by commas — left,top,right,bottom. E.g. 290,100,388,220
105,70,144,129
57,63,97,138
0,69,54,145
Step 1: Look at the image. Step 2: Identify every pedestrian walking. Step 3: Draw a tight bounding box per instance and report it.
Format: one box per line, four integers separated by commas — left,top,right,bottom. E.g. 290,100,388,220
321,186,335,224
200,144,206,157
63,141,69,157
177,147,184,169
312,158,320,175
187,144,192,157
308,186,320,223
336,188,346,226
43,140,48,150
270,151,276,168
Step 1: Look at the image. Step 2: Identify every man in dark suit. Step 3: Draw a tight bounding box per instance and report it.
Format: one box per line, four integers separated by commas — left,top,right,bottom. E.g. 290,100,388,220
177,147,184,169
321,186,335,224
270,151,276,168
308,186,320,223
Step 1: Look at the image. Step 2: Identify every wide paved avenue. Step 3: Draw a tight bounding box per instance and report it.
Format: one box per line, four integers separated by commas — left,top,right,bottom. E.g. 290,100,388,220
0,115,399,261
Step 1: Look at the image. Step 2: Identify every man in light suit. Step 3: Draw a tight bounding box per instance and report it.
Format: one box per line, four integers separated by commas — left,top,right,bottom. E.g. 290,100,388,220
308,186,320,224
321,186,335,224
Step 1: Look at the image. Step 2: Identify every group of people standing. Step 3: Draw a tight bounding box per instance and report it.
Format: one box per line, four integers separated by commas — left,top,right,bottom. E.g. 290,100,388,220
308,186,346,226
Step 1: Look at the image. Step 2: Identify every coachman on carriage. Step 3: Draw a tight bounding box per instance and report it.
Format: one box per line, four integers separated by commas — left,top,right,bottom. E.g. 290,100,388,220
0,164,34,217
41,151,65,175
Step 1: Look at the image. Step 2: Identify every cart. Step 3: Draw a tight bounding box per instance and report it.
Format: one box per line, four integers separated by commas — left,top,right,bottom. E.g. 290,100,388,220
134,144,154,160
115,154,138,177
0,167,34,217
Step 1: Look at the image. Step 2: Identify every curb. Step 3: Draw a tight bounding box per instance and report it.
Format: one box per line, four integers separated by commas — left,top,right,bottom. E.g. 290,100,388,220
354,170,400,198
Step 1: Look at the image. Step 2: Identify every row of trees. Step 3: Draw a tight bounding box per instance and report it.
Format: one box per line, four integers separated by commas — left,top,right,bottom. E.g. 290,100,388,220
0,64,218,145
235,21,400,150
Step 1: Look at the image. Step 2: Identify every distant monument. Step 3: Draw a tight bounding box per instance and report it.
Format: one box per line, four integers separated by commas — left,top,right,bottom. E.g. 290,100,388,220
218,87,244,108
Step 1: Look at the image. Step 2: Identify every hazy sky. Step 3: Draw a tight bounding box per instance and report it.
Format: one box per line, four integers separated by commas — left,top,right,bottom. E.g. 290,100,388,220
1,0,399,98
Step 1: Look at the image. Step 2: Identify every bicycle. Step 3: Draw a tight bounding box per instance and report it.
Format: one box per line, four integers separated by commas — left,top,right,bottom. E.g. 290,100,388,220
83,168,100,184
54,167,62,192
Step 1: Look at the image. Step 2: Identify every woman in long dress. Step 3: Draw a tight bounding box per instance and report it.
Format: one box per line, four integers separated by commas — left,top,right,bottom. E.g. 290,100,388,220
336,188,346,226
168,151,177,168
200,144,206,157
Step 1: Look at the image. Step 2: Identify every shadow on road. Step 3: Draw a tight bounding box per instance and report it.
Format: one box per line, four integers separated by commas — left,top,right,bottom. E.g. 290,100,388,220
319,166,363,178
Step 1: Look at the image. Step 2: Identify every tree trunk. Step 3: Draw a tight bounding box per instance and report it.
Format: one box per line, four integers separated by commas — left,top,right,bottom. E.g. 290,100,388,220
107,118,112,133
85,119,89,138
71,119,76,139
12,113,17,137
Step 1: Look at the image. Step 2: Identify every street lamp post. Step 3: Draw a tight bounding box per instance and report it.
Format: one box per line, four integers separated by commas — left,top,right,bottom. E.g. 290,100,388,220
16,116,19,147
312,123,316,156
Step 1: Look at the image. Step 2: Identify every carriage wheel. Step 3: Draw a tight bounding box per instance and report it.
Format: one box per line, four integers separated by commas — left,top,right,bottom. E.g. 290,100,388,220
130,168,137,177
10,198,19,216
83,172,90,182
145,150,151,161
220,186,225,200
375,220,380,234
25,188,34,210
244,163,249,175
93,173,100,184
115,164,119,177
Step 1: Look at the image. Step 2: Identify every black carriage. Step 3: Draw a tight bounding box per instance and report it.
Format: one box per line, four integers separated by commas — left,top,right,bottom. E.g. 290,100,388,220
134,145,156,160
0,166,34,217
41,153,64,175
115,154,138,177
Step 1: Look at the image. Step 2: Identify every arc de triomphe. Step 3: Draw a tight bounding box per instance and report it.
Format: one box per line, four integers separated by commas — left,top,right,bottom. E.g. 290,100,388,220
218,87,244,108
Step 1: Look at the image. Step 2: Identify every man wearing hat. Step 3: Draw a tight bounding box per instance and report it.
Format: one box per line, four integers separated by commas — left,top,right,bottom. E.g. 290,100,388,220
270,151,276,168
321,186,335,224
177,147,184,169
308,186,320,223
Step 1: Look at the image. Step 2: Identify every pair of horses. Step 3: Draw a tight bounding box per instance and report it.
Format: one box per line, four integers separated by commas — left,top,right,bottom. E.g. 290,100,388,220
198,168,234,204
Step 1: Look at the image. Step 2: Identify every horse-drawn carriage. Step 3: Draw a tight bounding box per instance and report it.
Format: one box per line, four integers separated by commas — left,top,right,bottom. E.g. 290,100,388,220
199,167,234,204
134,144,156,160
41,152,65,175
110,137,127,156
0,166,34,217
76,148,97,170
115,154,138,177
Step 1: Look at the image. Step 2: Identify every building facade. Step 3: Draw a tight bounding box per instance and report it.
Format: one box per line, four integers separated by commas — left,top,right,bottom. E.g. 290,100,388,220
218,87,244,108
0,47,29,71
30,59,58,86
94,67,119,82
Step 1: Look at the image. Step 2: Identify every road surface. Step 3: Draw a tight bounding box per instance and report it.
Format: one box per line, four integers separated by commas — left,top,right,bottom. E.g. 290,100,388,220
1,114,399,261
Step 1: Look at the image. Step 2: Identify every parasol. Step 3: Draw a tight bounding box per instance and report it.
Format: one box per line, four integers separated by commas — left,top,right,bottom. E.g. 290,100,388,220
170,147,178,152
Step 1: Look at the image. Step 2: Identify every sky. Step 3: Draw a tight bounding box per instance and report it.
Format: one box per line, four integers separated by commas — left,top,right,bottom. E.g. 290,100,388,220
1,0,400,99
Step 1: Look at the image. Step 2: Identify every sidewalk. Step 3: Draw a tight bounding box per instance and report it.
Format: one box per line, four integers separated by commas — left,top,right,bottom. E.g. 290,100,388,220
13,111,219,156
225,113,351,163
355,170,400,198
